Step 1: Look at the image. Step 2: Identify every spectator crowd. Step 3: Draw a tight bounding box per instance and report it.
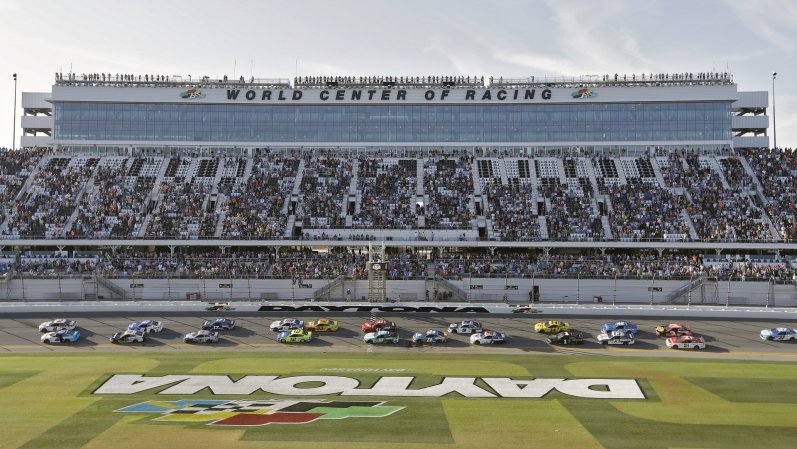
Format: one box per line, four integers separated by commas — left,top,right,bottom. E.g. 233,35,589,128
0,148,794,243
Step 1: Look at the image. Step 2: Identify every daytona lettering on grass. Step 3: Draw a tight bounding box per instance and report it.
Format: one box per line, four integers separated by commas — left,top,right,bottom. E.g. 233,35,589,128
94,375,645,399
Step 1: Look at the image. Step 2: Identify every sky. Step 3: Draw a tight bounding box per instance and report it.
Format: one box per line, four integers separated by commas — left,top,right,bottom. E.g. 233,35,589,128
1,0,796,149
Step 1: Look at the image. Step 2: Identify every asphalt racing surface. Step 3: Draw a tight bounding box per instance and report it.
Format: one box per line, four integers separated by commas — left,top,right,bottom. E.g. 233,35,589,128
3,312,797,360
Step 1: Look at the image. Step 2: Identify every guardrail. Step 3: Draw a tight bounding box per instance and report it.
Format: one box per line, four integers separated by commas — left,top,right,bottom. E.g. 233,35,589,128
1,300,796,319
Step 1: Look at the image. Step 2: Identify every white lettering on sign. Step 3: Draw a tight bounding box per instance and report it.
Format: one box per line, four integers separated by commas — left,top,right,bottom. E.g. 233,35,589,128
95,375,646,399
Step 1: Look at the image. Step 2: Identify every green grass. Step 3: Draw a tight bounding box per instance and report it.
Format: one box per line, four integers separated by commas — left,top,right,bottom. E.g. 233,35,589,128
687,377,797,403
1,352,796,449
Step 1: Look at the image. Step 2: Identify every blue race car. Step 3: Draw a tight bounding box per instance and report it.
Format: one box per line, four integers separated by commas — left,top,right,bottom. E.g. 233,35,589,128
202,318,236,330
128,320,164,333
41,329,81,344
410,330,449,345
601,321,638,334
760,327,797,341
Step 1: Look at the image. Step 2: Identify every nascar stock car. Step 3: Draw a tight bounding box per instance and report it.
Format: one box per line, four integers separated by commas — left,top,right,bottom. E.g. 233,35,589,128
202,318,236,331
600,321,638,334
38,319,77,332
510,305,541,314
110,329,146,344
597,330,636,345
655,323,692,337
410,329,449,345
184,330,220,344
760,327,797,341
447,320,483,334
40,329,81,344
304,319,339,332
666,335,706,350
205,302,234,311
277,329,314,343
363,329,400,344
534,320,571,334
547,331,585,345
361,319,397,333
469,330,507,345
127,320,163,333
270,318,305,332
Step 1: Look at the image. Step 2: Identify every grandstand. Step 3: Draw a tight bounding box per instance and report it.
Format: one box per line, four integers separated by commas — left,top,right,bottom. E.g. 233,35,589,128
3,71,796,303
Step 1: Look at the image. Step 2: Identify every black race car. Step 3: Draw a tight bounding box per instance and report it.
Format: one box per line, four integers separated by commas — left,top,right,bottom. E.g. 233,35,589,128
547,331,585,345
202,318,236,330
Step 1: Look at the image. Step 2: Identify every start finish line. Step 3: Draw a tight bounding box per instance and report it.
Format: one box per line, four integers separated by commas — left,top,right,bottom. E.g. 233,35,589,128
95,374,646,399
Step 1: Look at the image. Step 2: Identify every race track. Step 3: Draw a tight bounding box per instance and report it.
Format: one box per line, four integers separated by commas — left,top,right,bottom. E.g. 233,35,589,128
4,312,797,359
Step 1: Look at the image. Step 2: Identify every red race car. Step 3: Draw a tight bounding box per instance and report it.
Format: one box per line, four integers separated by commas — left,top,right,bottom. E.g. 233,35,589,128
655,323,693,338
361,319,397,333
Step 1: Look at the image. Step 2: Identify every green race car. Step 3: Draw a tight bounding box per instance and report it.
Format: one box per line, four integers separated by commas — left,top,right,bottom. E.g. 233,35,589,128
277,329,314,343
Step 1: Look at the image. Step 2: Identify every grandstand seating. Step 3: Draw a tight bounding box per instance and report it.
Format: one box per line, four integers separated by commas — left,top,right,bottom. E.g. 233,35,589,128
0,147,796,244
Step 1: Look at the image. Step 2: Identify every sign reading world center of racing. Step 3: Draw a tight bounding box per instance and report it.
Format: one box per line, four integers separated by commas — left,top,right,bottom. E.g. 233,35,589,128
95,374,646,399
220,88,554,103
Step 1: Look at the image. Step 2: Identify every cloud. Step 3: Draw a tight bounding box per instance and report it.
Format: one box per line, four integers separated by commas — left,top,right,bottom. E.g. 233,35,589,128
422,34,489,75
490,1,656,77
296,60,354,76
722,0,797,53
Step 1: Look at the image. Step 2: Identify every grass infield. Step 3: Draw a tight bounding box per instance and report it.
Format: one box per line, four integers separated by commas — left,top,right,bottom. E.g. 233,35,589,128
0,352,795,449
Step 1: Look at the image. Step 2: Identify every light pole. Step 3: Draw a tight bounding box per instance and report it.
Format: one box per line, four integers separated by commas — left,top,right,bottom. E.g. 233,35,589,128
12,73,17,149
772,72,777,149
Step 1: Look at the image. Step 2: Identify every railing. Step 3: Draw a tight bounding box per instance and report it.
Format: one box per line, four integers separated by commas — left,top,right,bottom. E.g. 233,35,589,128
488,72,733,88
664,275,705,304
2,233,796,244
434,276,468,301
313,275,345,301
55,73,291,89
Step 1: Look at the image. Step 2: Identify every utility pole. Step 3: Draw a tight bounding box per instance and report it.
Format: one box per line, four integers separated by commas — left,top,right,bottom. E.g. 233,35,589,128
12,73,18,149
772,72,777,149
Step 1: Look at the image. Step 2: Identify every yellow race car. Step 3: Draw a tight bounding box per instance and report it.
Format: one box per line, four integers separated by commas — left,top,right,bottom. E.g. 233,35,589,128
534,320,572,334
304,319,340,332
277,329,314,343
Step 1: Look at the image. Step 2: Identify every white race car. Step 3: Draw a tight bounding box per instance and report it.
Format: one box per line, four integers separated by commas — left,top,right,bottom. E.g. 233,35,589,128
447,320,483,334
110,329,146,344
184,330,220,344
270,318,305,332
40,329,81,344
363,329,400,344
666,335,706,350
38,319,77,332
597,330,636,345
469,330,507,345
128,320,163,333
760,328,797,341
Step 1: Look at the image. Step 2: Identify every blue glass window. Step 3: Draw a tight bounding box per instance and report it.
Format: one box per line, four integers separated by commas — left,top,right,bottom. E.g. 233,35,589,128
54,101,732,143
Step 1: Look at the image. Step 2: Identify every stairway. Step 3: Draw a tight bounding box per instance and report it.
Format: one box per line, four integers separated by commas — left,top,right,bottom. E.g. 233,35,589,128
681,208,699,240
649,158,668,187
601,215,613,240
538,216,549,240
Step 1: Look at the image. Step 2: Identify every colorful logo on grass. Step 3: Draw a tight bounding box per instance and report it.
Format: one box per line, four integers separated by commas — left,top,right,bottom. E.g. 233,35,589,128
571,88,597,99
180,88,206,99
115,399,403,427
